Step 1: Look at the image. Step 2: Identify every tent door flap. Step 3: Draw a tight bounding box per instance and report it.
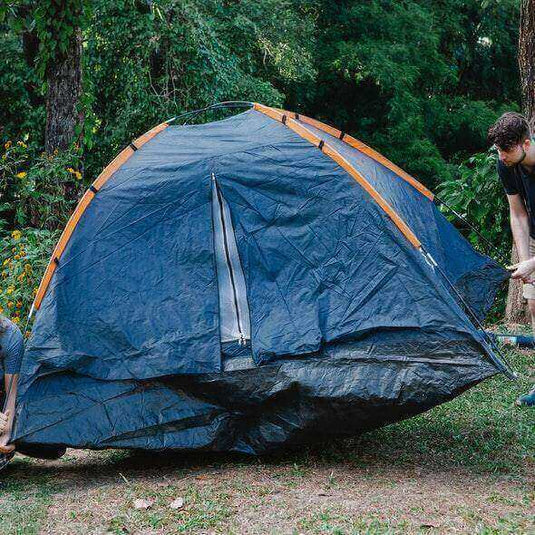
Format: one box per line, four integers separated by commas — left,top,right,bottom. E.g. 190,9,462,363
211,173,251,344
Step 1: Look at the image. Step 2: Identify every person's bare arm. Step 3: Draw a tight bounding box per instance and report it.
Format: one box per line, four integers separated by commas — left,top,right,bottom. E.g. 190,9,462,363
0,373,18,453
508,194,531,261
507,194,535,281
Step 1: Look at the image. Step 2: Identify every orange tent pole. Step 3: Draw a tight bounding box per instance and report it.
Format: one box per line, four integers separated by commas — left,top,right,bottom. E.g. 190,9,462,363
254,103,421,249
273,107,433,200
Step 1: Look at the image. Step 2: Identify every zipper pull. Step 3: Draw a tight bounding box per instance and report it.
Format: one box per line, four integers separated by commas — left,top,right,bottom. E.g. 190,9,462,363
211,172,216,182
239,333,246,346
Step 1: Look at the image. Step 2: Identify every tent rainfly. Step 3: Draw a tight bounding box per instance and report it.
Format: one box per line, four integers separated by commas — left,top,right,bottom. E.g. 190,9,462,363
13,102,511,456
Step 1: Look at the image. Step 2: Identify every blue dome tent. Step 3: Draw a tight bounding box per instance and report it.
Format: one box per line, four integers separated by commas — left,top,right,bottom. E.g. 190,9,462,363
13,102,511,455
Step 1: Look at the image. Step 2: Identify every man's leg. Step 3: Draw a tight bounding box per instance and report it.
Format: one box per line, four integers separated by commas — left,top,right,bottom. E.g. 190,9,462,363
529,299,535,335
517,290,535,406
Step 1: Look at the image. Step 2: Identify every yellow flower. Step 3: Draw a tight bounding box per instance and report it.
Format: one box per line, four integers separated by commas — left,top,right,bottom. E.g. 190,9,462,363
12,317,20,324
16,171,27,179
67,167,75,174
17,273,25,281
74,171,82,180
32,287,38,296
7,301,13,308
16,301,22,308
2,259,10,266
6,286,14,295
17,141,27,148
12,230,22,241
24,264,32,273
4,141,12,149
1,271,7,278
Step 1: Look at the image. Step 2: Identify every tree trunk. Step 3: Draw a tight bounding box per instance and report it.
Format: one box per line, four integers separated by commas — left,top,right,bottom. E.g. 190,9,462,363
519,0,535,126
505,245,529,323
504,0,535,324
44,26,83,153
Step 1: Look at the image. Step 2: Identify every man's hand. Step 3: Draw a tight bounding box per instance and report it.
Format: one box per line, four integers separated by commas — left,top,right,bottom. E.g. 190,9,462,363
0,411,9,435
509,258,535,282
0,411,15,453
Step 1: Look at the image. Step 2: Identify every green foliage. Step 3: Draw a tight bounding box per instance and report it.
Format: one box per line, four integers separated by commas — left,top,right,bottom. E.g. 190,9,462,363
0,228,60,326
33,0,90,79
82,0,316,176
0,0,520,189
0,139,84,231
0,15,45,145
438,149,510,263
305,0,520,189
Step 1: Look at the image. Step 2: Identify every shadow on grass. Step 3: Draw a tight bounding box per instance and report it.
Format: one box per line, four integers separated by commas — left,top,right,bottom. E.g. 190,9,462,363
3,351,533,490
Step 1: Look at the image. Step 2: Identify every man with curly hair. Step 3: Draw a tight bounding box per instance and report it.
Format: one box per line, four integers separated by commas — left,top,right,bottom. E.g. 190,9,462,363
488,111,535,406
0,313,24,470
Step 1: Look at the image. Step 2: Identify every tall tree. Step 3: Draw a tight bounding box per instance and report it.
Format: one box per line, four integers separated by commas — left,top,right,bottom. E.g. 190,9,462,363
505,0,535,323
37,0,84,153
44,25,83,152
519,0,535,121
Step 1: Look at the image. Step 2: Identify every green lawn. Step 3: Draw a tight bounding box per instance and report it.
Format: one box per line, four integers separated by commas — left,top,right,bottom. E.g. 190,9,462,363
0,346,533,535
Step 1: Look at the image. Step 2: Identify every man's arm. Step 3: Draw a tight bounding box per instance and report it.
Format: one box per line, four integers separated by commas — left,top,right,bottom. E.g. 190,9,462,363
0,373,17,452
508,193,531,261
506,193,535,281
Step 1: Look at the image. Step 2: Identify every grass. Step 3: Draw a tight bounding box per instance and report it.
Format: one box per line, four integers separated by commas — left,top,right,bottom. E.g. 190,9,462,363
0,346,533,534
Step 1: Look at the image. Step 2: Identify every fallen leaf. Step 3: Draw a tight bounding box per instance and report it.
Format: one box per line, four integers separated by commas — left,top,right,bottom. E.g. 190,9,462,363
169,497,184,509
133,498,154,510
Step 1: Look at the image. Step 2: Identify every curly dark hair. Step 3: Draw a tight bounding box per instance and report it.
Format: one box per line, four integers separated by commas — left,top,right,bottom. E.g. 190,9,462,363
488,112,531,150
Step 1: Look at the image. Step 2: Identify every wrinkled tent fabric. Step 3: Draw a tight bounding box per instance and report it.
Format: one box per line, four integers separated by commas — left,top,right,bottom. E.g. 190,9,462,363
13,107,508,454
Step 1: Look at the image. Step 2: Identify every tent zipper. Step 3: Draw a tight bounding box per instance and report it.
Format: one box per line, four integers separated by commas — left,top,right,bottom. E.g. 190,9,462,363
211,173,248,346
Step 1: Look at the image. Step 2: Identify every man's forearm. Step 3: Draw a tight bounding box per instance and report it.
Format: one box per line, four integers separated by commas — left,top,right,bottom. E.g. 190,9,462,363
1,374,18,438
511,213,531,262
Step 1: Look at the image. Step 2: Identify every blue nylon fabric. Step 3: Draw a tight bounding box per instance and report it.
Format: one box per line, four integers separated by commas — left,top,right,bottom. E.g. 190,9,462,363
300,122,509,320
13,109,507,453
13,338,498,452
213,141,484,364
23,158,221,383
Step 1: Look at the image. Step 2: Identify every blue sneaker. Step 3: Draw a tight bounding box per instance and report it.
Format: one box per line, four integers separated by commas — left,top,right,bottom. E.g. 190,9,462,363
516,387,535,407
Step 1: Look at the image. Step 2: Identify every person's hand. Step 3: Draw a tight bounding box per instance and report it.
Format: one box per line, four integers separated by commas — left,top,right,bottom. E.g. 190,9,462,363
509,258,535,282
0,413,15,454
0,411,9,435
0,442,15,454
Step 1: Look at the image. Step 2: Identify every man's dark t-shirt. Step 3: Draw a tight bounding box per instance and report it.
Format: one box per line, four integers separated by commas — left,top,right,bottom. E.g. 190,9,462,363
498,159,535,238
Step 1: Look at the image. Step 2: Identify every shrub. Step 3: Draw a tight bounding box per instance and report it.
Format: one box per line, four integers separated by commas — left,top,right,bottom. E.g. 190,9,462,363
437,149,511,264
0,228,60,330
0,139,85,232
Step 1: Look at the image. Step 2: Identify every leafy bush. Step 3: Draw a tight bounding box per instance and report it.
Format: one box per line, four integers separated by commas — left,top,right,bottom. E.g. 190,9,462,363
0,139,85,231
438,149,511,321
437,149,511,265
0,228,60,329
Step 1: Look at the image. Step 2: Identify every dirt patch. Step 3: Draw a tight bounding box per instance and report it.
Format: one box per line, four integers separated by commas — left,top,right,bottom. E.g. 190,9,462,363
12,449,533,534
